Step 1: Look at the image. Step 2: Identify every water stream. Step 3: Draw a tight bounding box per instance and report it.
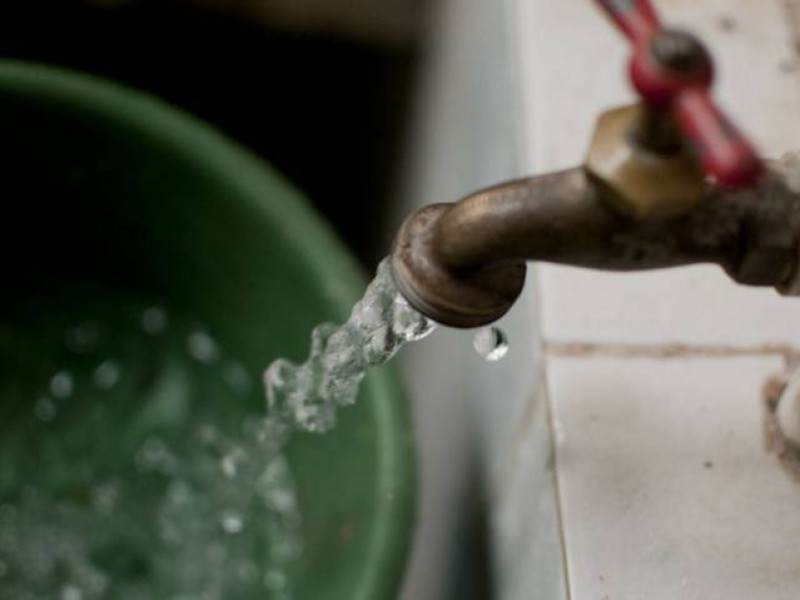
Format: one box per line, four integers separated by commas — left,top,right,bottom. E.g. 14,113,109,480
265,258,437,434
0,258,440,599
0,255,514,598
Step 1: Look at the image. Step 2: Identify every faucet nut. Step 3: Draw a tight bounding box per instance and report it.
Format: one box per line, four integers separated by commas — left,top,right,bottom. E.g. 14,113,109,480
586,105,707,220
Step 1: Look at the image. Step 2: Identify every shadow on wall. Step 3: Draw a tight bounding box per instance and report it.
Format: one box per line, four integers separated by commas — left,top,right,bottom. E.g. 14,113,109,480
0,0,422,263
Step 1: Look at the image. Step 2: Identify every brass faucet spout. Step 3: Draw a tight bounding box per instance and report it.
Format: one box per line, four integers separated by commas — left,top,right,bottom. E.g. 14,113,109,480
391,165,800,328
431,169,604,271
391,10,793,328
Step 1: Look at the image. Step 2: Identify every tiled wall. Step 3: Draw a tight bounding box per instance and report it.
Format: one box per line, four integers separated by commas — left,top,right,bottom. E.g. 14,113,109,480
507,0,800,597
397,0,800,597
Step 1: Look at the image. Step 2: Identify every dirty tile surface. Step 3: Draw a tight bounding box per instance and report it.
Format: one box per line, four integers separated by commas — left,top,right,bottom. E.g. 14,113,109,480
549,355,800,600
503,0,800,598
538,265,800,347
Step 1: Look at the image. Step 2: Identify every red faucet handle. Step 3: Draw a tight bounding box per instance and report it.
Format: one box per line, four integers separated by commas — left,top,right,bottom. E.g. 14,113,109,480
595,0,660,41
596,1,763,188
629,29,762,187
672,89,762,188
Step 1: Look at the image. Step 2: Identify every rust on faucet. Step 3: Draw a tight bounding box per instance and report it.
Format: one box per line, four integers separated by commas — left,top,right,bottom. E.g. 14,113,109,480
391,161,800,328
390,20,800,328
392,159,800,327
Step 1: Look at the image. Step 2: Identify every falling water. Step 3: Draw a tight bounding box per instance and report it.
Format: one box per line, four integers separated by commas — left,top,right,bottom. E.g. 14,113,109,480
0,259,438,599
265,258,437,434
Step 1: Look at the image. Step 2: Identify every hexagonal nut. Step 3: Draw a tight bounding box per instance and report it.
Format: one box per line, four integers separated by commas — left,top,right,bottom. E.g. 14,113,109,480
586,106,707,221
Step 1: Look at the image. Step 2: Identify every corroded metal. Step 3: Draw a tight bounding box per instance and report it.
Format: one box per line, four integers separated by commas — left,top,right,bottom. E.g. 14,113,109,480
391,164,800,328
586,105,707,220
391,204,526,328
391,2,779,328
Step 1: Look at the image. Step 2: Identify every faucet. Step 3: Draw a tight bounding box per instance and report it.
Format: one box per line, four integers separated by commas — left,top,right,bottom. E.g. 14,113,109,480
391,0,800,328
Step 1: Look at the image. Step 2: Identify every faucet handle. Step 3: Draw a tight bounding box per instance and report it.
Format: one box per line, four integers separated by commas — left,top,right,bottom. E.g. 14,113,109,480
595,1,762,188
671,87,762,188
595,0,660,42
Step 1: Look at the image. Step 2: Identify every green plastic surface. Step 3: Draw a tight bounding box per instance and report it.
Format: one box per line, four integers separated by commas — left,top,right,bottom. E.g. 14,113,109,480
0,60,415,599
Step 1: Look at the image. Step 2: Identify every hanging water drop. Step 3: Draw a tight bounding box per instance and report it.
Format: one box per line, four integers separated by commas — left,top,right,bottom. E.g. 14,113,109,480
473,327,509,361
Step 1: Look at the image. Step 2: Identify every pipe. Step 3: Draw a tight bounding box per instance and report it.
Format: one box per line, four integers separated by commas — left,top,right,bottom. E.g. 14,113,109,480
391,165,800,328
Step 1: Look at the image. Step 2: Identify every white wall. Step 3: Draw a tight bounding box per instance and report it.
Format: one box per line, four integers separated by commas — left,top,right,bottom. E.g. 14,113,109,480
391,0,563,596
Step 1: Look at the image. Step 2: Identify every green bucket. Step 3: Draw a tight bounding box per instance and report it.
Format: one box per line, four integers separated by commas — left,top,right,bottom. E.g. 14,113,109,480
0,60,414,598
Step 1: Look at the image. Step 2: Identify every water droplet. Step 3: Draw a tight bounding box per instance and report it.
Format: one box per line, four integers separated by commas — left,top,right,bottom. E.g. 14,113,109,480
135,437,177,474
473,327,509,361
220,451,242,478
61,584,82,600
220,510,243,534
223,360,251,394
140,306,168,334
50,371,74,399
93,359,121,390
268,489,297,513
263,569,287,591
91,481,119,513
34,397,56,422
65,322,101,353
197,424,219,446
186,331,219,364
165,480,193,508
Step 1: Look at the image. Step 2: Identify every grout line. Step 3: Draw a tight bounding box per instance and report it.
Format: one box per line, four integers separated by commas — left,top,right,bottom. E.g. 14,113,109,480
545,341,800,362
541,335,800,598
541,354,573,600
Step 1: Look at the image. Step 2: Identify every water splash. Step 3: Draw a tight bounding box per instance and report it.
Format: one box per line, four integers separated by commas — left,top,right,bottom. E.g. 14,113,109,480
0,304,302,599
1,258,436,597
265,258,436,433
